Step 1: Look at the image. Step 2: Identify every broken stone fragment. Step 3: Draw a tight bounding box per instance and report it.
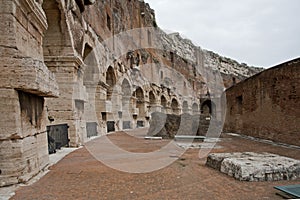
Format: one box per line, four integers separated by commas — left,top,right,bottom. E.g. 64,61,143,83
206,152,300,181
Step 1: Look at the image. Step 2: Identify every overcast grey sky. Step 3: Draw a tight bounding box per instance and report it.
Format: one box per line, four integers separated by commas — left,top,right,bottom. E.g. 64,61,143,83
145,0,300,68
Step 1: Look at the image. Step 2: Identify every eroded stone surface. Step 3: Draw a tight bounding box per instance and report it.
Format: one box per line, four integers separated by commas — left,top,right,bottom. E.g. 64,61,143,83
224,59,300,146
206,152,300,181
0,0,273,188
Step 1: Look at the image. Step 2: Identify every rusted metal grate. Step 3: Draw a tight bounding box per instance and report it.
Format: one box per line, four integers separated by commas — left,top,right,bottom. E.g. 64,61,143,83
47,124,69,154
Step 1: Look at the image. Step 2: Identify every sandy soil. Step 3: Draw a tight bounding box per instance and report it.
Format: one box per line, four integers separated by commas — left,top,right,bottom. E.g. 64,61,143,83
10,128,300,200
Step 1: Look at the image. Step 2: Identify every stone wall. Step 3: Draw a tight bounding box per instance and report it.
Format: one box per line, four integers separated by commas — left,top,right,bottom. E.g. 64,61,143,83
224,58,300,146
0,0,264,187
0,0,59,186
41,0,208,148
39,0,260,147
203,50,263,87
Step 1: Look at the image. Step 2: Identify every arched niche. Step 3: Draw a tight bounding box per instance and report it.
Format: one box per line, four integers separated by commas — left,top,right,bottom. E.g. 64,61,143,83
182,101,189,113
171,98,180,115
192,103,199,115
106,66,116,100
201,100,216,117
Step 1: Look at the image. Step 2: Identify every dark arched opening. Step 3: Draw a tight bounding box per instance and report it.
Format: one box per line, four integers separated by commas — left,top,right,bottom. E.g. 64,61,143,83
192,103,199,115
201,100,216,117
171,99,180,115
133,87,145,127
106,66,116,100
149,91,156,105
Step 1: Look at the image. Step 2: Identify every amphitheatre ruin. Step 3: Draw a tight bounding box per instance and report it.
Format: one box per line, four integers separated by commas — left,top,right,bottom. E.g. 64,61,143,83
0,0,299,199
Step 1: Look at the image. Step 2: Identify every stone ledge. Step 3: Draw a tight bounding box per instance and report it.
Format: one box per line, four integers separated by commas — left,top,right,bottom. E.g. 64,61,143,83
206,152,300,181
0,57,59,97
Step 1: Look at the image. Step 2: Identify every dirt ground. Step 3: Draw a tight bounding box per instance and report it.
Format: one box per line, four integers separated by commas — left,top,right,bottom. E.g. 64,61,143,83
10,128,300,200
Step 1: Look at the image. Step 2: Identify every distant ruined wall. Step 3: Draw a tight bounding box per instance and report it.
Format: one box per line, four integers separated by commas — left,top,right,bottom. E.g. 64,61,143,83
203,50,264,88
224,58,300,146
158,32,263,88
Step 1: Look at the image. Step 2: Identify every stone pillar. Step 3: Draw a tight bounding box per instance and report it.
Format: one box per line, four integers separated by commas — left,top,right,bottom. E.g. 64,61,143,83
45,57,87,147
0,90,51,186
149,104,162,113
165,106,172,115
110,92,122,131
95,83,108,135
122,96,133,129
0,0,58,186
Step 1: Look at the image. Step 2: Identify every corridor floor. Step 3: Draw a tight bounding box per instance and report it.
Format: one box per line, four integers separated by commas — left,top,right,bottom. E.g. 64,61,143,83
10,128,300,200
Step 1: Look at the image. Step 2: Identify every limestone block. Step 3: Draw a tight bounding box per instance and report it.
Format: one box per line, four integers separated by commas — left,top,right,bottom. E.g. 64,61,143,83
55,72,77,83
0,14,16,46
0,57,59,97
0,89,21,140
98,100,112,113
16,19,42,60
48,111,75,121
0,134,48,186
0,0,58,97
206,152,300,181
0,158,20,186
15,3,28,29
206,152,236,171
18,136,40,183
36,132,49,170
0,137,36,186
0,0,16,14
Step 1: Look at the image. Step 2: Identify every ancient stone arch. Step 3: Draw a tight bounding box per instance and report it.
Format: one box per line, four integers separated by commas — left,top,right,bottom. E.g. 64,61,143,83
161,95,167,107
133,87,146,127
83,45,99,85
42,0,90,146
106,66,116,100
147,90,160,114
43,0,68,56
182,101,189,114
201,100,216,117
160,95,167,113
171,98,180,115
121,78,132,96
149,90,157,105
82,44,100,139
133,87,144,100
192,103,199,115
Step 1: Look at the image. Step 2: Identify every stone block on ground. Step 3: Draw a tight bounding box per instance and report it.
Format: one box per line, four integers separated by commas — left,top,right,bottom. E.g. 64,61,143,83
206,152,300,181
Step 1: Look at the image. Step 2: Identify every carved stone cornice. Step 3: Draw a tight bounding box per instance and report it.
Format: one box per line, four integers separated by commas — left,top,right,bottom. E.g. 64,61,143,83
16,0,48,34
44,55,85,68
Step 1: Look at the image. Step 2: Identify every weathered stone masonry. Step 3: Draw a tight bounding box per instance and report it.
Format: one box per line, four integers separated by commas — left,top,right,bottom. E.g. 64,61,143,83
224,58,300,146
41,0,215,149
0,0,262,187
0,0,205,186
0,0,59,186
